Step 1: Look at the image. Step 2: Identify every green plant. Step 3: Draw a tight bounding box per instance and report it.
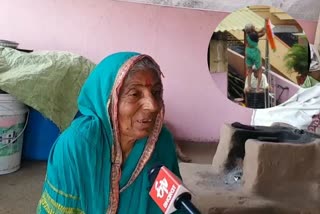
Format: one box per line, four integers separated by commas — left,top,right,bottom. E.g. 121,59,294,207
284,43,309,76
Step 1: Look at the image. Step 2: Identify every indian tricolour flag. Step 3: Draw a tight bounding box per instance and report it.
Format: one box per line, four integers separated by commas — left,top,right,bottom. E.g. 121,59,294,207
266,18,276,52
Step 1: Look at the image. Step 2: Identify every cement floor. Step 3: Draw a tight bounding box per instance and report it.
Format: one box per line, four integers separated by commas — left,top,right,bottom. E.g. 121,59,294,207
0,141,216,214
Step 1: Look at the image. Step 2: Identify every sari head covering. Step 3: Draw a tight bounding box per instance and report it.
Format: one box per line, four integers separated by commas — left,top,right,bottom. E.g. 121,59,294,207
37,52,181,214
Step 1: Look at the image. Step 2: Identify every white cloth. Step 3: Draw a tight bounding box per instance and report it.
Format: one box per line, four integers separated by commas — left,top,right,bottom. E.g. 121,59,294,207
309,44,320,72
251,84,320,130
245,73,269,89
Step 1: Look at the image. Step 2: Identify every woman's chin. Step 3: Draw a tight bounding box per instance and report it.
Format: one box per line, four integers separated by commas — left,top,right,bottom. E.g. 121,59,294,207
134,128,154,139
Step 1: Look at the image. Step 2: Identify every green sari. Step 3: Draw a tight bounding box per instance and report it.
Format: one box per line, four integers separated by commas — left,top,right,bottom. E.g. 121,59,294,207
37,52,181,214
245,34,262,69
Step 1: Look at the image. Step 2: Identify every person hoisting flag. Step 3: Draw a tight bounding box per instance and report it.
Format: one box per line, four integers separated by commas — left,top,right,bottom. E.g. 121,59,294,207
266,18,276,52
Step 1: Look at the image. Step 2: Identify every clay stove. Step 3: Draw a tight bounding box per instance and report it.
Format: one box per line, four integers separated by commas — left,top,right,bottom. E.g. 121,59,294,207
180,122,320,213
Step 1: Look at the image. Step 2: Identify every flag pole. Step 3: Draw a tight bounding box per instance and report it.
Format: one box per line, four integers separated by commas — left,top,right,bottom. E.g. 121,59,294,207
265,18,270,108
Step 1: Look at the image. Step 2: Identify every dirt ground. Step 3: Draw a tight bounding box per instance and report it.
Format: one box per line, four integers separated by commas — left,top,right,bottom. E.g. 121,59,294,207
0,141,215,214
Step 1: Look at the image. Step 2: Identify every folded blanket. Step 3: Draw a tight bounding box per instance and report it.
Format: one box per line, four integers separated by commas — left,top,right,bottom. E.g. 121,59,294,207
0,47,96,131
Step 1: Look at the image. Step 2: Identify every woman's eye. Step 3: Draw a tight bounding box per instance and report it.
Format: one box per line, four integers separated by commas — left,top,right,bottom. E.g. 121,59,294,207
128,90,139,97
129,93,138,97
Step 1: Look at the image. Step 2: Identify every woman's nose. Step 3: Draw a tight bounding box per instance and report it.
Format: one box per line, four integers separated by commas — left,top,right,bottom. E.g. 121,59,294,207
142,93,160,112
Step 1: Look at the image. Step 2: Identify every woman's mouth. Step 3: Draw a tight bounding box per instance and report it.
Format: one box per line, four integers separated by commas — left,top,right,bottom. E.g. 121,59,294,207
137,119,153,124
136,118,156,130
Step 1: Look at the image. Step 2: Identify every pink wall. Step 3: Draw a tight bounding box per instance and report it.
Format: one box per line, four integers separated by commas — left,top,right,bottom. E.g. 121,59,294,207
297,20,317,44
0,0,317,142
211,73,228,97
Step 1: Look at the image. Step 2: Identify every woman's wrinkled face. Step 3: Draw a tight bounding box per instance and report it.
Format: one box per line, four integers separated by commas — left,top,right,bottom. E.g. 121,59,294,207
118,69,163,140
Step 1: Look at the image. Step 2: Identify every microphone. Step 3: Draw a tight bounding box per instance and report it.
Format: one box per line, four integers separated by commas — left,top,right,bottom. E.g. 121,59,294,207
148,164,201,214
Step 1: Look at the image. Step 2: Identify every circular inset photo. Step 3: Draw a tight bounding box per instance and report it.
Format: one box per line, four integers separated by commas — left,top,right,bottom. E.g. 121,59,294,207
208,5,313,109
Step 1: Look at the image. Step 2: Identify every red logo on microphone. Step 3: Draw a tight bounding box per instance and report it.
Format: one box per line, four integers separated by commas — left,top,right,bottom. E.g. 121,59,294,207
149,166,179,213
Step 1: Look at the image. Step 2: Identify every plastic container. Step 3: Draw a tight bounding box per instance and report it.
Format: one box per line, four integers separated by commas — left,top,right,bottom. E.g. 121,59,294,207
0,94,28,175
22,108,60,160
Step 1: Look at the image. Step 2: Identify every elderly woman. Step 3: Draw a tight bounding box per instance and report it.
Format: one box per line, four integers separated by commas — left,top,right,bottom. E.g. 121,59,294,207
244,23,265,92
37,52,181,214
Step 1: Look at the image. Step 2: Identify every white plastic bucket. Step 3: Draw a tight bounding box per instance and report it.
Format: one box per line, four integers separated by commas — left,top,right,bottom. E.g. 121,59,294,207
0,94,28,175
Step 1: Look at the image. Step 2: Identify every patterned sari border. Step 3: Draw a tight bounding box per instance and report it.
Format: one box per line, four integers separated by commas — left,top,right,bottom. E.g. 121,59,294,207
39,191,84,214
46,177,80,200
